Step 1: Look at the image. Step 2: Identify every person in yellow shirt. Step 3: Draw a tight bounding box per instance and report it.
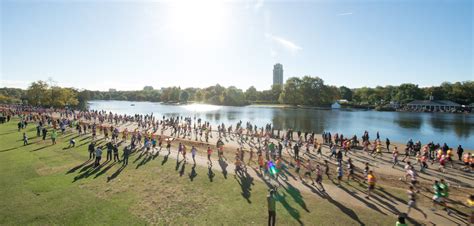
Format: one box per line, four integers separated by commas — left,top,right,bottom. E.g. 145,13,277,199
366,170,376,199
446,148,454,168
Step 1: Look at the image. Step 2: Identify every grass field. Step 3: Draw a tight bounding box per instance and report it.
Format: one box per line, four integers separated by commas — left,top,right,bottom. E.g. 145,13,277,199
0,117,397,225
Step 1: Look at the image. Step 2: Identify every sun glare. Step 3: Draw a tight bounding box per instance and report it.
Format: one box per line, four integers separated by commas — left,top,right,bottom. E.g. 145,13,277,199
182,103,222,112
165,0,228,43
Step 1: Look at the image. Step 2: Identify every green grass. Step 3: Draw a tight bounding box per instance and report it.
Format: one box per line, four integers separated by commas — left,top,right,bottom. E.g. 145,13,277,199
0,117,396,225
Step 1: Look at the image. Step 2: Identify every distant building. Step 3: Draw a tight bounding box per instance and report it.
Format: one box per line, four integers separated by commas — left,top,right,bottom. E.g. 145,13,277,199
388,101,401,109
273,63,283,86
108,88,117,92
406,100,461,111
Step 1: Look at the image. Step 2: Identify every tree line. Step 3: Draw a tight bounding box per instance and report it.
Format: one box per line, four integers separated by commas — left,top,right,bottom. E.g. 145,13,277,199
0,78,473,109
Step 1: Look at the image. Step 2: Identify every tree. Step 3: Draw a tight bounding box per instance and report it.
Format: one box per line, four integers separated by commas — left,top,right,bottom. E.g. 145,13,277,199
26,81,49,106
394,83,424,104
245,86,258,102
270,84,283,103
279,77,303,105
143,86,154,91
223,86,246,106
77,90,90,110
339,86,353,101
180,90,190,103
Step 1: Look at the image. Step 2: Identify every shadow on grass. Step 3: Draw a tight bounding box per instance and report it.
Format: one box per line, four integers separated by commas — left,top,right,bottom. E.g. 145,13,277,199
31,144,53,152
0,146,20,152
66,159,92,174
73,160,110,182
136,154,153,169
179,161,186,177
189,165,197,181
207,165,215,182
161,152,170,165
281,180,309,212
251,168,303,225
107,164,127,182
323,194,366,226
218,158,228,179
175,158,183,171
95,162,118,179
276,192,304,226
338,185,387,216
234,170,254,203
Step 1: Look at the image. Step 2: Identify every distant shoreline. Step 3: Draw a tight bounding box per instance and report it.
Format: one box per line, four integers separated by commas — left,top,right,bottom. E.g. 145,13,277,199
89,100,474,114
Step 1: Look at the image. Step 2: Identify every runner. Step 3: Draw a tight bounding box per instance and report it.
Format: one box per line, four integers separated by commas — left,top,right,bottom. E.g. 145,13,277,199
191,146,197,165
51,129,57,145
346,158,355,181
303,160,314,185
392,146,399,168
182,144,187,163
362,162,370,183
113,144,120,162
406,186,417,215
68,138,76,148
366,170,376,199
248,147,254,166
207,146,213,166
336,163,343,187
315,164,325,192
431,180,451,215
22,132,28,146
295,158,302,181
324,160,330,180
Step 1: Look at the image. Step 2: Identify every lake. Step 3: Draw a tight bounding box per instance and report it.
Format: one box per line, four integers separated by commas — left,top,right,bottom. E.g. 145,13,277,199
89,100,474,149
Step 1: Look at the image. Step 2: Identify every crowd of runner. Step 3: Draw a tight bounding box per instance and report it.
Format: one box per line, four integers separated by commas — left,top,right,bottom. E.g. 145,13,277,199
1,104,473,224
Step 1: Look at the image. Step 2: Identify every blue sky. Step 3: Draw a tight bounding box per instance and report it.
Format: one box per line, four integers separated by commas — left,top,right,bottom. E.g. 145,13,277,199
1,0,472,91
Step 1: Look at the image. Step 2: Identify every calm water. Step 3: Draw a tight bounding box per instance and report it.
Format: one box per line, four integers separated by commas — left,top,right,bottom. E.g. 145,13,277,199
89,100,474,149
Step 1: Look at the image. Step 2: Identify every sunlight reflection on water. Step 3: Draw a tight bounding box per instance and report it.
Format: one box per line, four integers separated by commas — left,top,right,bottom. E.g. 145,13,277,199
181,104,222,112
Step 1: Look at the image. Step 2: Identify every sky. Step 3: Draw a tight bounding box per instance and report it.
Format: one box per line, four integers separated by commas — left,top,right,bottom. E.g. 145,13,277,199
1,0,472,91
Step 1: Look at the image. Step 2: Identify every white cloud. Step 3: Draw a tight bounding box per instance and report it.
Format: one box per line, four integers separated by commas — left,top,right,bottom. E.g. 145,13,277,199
337,12,353,16
266,33,302,54
254,0,264,11
270,48,277,58
0,79,30,89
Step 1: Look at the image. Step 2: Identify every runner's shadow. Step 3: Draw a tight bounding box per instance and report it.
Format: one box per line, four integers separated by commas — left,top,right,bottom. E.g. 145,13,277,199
324,194,366,226
94,162,117,179
162,152,170,165
277,192,304,226
136,154,153,169
338,185,387,215
189,165,197,181
66,159,92,174
235,171,254,203
208,165,215,182
282,180,309,212
107,164,126,182
0,147,20,152
179,162,186,177
218,158,228,179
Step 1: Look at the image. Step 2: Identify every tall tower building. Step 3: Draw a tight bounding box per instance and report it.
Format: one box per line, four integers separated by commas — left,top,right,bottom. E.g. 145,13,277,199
273,63,283,86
